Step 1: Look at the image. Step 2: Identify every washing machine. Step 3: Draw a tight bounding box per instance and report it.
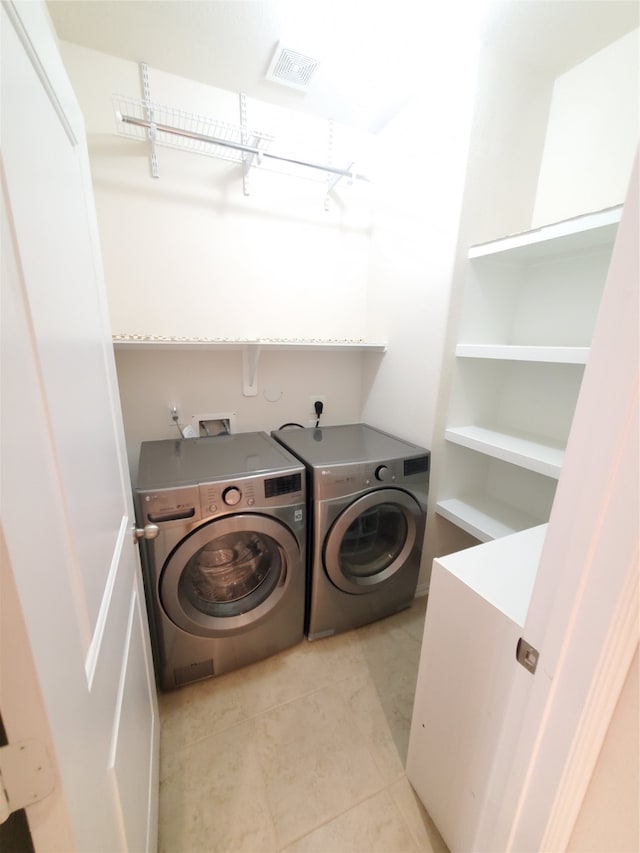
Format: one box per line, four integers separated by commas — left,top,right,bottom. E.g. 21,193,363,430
134,432,306,690
272,423,430,639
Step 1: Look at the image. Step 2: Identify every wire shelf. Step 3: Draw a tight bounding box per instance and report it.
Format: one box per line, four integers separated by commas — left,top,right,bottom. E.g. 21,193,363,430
112,96,274,164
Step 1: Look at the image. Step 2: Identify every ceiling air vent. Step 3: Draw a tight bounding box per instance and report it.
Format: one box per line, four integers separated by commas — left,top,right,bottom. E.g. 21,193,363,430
265,43,320,92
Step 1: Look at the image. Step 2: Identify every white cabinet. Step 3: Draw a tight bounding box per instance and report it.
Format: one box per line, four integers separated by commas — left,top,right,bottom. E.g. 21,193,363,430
406,525,546,853
436,207,621,542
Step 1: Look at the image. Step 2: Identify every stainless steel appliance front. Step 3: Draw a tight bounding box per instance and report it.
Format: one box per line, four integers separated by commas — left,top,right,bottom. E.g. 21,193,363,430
135,433,306,689
272,423,430,639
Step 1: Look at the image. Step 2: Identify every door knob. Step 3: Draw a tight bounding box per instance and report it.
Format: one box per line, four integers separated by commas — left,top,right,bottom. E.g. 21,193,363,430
134,523,159,541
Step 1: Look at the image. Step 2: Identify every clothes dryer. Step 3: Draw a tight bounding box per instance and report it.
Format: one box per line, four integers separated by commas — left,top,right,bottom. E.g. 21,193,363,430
135,432,306,690
272,423,429,639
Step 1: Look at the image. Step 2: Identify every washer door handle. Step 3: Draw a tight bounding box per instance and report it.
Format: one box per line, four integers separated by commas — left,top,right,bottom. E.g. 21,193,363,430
134,523,160,541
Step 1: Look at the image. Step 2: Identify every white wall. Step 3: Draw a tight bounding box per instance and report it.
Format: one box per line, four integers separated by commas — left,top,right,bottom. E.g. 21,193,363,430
115,347,369,483
533,28,639,226
58,41,375,343
362,77,478,450
58,41,380,476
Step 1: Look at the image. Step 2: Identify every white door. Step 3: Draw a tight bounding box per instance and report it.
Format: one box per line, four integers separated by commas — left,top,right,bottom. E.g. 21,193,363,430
0,2,158,851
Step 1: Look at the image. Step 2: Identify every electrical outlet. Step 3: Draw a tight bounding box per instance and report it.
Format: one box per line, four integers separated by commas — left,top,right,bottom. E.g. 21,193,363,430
309,396,326,418
169,404,180,425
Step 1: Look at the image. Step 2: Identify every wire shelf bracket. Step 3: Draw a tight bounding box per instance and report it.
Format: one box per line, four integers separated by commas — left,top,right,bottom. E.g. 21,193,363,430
239,91,263,197
139,62,159,178
112,82,369,195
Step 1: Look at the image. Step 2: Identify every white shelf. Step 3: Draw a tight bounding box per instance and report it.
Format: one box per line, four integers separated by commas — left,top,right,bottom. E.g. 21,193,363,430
455,344,589,364
435,496,545,542
468,205,622,262
445,425,564,478
112,335,386,352
112,336,386,397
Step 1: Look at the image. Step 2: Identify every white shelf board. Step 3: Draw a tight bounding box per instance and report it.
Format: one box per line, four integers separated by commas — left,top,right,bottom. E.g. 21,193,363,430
445,425,564,478
468,205,622,263
435,524,547,626
435,496,546,542
112,336,387,353
455,344,589,364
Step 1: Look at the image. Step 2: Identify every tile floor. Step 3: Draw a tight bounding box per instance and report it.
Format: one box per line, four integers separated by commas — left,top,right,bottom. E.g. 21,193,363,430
158,596,448,852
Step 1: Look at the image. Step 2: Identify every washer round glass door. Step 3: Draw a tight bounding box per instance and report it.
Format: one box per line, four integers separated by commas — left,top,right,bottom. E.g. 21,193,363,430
160,514,300,638
323,489,421,594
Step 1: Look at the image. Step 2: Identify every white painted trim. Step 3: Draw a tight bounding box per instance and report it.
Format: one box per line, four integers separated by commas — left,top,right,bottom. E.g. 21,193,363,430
1,159,93,656
2,1,77,146
108,586,136,770
84,514,129,688
137,577,160,853
542,552,638,850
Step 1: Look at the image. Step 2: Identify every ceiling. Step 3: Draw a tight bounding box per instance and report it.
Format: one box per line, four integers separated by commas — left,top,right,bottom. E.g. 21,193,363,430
47,0,639,133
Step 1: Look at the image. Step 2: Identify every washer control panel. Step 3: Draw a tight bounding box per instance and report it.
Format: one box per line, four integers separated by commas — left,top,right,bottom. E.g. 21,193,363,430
222,486,242,506
137,468,304,525
137,485,201,525
198,469,303,516
375,464,391,482
199,479,256,515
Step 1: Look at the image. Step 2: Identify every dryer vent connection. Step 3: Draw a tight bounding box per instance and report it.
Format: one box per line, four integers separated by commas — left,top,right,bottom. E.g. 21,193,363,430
191,412,237,437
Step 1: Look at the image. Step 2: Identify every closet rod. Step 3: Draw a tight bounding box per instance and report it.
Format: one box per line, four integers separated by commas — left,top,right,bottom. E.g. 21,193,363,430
117,113,370,183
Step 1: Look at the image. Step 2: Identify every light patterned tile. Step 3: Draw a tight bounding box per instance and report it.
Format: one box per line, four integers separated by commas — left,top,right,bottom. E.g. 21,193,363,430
351,602,427,768
158,666,248,781
238,630,368,717
399,595,429,644
283,789,419,853
340,670,406,784
254,685,386,848
356,615,423,684
158,719,276,853
157,596,430,852
389,778,449,853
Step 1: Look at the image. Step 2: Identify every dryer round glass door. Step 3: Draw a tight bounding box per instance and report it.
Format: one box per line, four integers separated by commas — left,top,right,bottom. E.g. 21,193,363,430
160,514,301,637
323,489,421,594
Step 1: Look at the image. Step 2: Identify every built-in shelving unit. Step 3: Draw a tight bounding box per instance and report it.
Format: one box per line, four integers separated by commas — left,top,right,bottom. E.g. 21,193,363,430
436,205,622,542
112,335,387,396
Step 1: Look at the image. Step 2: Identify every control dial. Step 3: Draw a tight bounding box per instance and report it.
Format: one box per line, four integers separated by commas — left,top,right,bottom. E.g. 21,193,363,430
375,465,390,482
222,486,242,506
